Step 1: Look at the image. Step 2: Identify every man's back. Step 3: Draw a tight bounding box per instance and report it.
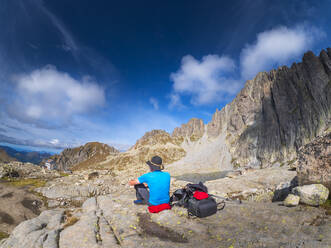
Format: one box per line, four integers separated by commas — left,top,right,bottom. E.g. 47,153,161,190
138,171,170,205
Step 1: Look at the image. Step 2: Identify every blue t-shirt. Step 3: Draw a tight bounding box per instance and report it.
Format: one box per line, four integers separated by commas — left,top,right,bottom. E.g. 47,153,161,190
138,171,170,206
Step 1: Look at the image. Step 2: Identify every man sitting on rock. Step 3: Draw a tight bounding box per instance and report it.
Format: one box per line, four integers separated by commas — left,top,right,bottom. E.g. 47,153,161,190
128,156,171,213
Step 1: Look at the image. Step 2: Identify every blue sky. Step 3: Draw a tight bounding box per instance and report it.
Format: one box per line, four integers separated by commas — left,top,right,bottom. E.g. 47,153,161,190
0,0,330,153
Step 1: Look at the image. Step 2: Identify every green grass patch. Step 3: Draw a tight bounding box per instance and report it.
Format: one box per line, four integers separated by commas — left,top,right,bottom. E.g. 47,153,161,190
59,172,70,177
2,178,46,189
0,231,9,240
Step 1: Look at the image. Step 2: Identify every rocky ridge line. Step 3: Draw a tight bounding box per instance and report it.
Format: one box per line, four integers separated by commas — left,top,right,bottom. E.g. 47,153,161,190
171,49,331,170
51,142,119,171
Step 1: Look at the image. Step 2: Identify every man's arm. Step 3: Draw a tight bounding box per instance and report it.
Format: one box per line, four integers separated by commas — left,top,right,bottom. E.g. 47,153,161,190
128,179,148,187
128,179,140,186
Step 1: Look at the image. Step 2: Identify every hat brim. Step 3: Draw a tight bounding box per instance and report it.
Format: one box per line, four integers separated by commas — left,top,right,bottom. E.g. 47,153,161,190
146,161,163,170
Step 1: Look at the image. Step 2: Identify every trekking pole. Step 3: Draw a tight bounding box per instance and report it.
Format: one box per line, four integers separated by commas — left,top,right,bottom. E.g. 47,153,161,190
209,194,242,205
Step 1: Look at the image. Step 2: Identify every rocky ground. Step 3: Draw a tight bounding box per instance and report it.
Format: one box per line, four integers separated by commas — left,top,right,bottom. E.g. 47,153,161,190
0,182,47,235
1,162,330,247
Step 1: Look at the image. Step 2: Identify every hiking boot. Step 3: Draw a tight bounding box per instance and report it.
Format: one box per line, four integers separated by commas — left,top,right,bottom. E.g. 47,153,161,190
133,199,144,205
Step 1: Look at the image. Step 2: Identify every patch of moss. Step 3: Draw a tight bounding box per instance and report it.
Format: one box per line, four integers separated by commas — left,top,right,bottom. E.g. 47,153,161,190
3,178,46,189
0,231,9,240
63,216,79,228
230,158,240,169
287,159,296,165
233,163,240,169
230,158,237,164
321,199,331,215
59,172,70,177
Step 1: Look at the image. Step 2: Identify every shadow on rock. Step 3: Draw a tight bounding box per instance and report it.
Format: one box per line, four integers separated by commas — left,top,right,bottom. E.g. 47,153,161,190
137,213,188,243
21,198,41,215
0,211,14,225
272,176,298,202
1,192,13,198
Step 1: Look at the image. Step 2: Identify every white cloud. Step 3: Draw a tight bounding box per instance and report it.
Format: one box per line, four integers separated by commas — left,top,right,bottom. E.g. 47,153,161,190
50,138,59,145
240,25,324,79
170,25,324,107
9,65,105,126
149,97,159,110
170,55,240,105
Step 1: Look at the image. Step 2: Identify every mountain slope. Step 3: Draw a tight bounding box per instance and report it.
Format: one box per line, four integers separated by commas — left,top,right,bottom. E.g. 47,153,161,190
101,130,185,175
51,142,119,171
170,49,331,171
48,48,330,173
0,148,17,163
0,146,51,164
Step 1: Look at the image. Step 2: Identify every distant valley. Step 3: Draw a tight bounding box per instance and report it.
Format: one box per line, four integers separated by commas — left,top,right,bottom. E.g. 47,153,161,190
0,145,52,164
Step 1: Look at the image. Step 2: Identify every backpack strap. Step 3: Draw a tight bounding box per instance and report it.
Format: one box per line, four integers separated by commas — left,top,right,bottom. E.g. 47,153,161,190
186,182,208,194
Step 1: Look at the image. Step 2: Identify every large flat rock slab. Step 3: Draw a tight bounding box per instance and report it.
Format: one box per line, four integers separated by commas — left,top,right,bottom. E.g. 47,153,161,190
1,192,330,248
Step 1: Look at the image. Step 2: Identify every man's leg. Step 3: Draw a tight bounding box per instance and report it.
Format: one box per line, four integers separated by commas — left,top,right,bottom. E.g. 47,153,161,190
134,183,149,204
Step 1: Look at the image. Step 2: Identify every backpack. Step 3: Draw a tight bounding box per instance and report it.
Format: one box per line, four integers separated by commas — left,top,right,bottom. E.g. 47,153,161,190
170,182,223,218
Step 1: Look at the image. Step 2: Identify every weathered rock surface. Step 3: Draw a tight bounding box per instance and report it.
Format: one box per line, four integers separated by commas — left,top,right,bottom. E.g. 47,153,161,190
0,209,64,248
0,184,46,234
293,184,330,206
51,142,119,171
168,49,331,171
2,164,331,247
202,166,297,201
34,170,116,206
172,118,205,142
296,132,331,191
225,50,331,168
284,194,300,207
272,177,299,202
2,190,331,248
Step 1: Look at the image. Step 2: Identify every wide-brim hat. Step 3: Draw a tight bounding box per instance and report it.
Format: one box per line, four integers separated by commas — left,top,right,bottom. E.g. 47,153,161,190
146,155,164,170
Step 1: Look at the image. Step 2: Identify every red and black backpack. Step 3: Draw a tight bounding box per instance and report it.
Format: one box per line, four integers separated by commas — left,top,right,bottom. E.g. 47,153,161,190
170,182,224,218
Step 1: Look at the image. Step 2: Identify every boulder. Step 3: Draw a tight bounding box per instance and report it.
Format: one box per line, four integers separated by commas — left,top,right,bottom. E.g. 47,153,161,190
296,133,331,191
0,209,64,248
292,184,329,206
88,171,99,180
272,177,298,202
283,194,300,207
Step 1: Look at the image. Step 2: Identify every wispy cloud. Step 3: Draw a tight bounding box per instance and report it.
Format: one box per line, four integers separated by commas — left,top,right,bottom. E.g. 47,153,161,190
33,0,79,57
168,93,185,109
0,133,69,150
170,25,325,107
149,97,159,110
